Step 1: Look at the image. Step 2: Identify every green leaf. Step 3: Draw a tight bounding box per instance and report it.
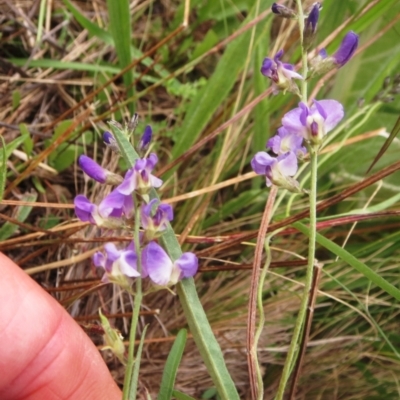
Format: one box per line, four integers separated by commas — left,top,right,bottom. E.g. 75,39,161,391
293,222,400,301
19,124,33,155
172,390,197,400
0,191,38,240
12,90,21,111
158,329,187,400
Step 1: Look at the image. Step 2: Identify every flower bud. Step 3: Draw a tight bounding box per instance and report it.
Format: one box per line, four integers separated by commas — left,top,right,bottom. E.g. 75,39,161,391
99,309,126,365
303,3,321,50
103,131,120,153
79,155,123,185
139,125,152,152
271,3,297,19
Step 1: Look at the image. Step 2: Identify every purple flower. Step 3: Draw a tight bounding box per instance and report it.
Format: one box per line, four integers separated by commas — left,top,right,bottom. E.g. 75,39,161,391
261,50,303,94
251,151,301,192
139,125,152,152
74,195,121,228
93,242,140,285
332,31,359,67
271,3,296,18
141,199,173,240
117,153,163,197
79,155,122,185
282,99,344,145
98,188,134,218
141,241,198,286
267,127,306,157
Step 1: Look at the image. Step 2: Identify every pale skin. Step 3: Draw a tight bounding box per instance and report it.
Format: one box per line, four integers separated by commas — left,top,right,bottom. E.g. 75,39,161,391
0,253,122,400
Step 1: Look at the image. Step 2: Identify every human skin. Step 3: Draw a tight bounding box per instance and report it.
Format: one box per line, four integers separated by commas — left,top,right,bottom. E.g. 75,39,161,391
0,252,122,400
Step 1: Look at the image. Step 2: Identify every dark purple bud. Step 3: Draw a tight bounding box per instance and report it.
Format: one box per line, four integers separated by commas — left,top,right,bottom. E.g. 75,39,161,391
271,3,297,19
303,3,321,49
305,3,321,35
103,131,114,144
333,31,359,67
139,125,152,152
103,131,120,153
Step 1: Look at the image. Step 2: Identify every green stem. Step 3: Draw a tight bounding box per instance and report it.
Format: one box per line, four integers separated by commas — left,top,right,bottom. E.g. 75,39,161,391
275,149,318,400
296,0,308,102
122,194,143,400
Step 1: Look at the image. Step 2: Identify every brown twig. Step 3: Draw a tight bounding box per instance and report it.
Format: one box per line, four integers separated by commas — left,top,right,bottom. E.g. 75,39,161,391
288,263,323,399
247,185,278,400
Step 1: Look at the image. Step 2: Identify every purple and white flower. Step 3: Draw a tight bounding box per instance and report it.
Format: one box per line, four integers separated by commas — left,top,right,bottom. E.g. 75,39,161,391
281,99,344,145
141,199,173,241
98,188,134,219
117,153,163,196
93,242,140,285
141,241,198,286
78,155,122,185
261,50,303,94
267,127,306,157
251,151,301,192
74,195,121,228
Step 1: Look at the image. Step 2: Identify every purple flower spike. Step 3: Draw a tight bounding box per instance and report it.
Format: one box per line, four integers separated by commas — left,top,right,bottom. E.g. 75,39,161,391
79,155,122,185
139,125,152,152
261,50,303,94
141,199,173,240
141,241,198,287
282,99,344,145
333,31,359,67
267,127,306,157
93,243,140,285
117,153,163,196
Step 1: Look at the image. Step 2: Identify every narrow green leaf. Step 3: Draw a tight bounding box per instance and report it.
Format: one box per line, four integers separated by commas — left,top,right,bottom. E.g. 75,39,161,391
293,222,400,301
158,329,187,400
0,191,38,240
106,0,134,111
110,123,240,400
19,124,33,155
172,390,197,400
62,0,113,44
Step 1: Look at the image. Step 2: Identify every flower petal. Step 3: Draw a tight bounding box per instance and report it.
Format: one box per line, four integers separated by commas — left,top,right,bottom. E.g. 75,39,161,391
79,155,106,183
314,99,344,132
175,252,198,278
142,241,172,286
282,106,308,137
277,152,298,176
251,152,275,175
119,251,140,278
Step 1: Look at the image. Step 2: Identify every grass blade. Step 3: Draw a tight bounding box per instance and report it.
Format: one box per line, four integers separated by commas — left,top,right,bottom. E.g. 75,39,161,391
106,0,134,111
293,222,400,301
158,329,187,400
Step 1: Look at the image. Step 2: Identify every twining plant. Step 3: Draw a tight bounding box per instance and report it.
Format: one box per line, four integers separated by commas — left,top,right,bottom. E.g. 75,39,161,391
248,2,358,399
